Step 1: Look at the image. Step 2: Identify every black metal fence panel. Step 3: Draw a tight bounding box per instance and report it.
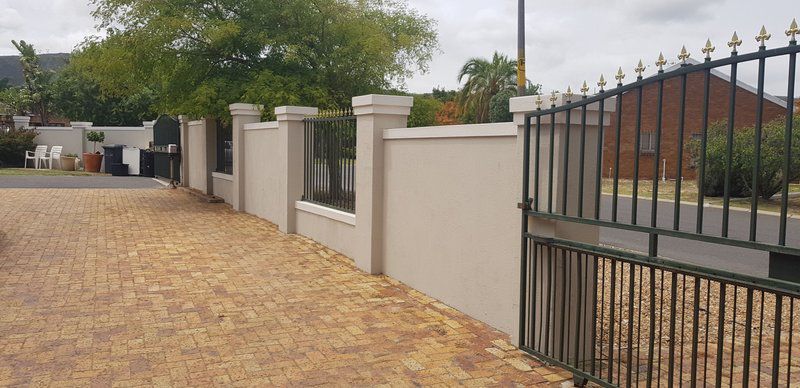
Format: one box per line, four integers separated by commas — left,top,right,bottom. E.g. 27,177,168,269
302,110,357,213
520,26,800,386
521,237,800,387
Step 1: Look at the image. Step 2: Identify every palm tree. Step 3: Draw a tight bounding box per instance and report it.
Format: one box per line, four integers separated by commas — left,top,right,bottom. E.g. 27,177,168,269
457,52,517,123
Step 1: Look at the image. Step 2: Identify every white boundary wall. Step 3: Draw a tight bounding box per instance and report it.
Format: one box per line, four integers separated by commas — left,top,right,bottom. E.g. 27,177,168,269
34,122,153,157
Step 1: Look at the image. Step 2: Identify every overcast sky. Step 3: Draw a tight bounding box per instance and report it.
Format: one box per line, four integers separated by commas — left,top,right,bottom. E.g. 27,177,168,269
0,0,796,95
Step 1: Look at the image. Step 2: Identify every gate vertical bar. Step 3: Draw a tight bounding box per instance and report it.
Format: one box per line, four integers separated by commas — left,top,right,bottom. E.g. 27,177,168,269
780,37,797,245
519,115,532,347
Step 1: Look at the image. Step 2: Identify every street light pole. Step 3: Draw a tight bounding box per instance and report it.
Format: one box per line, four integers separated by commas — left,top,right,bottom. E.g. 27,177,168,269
517,0,526,96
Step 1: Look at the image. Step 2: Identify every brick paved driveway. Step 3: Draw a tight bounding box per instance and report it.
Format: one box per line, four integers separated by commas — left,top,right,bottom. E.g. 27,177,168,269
0,189,569,386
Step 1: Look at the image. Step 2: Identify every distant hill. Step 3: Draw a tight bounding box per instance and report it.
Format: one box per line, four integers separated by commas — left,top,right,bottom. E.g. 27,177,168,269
0,53,70,86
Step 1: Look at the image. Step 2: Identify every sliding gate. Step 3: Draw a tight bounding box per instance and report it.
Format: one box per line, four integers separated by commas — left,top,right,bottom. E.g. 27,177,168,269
519,25,800,386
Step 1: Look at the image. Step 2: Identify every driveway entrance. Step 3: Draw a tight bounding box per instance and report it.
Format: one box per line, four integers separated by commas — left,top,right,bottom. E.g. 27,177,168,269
0,189,569,386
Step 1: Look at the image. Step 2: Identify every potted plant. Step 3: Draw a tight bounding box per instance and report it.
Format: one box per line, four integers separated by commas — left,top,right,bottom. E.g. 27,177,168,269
60,153,79,171
82,131,105,173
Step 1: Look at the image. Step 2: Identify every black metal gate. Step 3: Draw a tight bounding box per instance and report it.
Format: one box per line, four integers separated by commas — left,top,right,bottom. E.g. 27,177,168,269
152,115,181,182
520,25,800,387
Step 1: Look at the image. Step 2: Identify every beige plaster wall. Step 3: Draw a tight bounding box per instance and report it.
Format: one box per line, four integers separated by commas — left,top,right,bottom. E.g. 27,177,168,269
381,124,520,336
243,125,282,223
212,174,234,204
187,121,208,193
295,207,357,259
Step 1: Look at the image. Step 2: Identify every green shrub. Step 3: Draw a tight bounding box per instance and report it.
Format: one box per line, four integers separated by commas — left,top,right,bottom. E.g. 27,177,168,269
86,131,105,153
408,96,443,128
0,128,39,167
690,115,800,199
489,89,516,123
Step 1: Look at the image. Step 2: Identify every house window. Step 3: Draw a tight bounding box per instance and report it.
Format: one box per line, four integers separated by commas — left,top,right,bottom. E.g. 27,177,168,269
640,131,656,154
216,121,233,174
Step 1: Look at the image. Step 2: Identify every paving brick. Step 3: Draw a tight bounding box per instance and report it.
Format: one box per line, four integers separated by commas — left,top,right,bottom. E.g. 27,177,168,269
0,188,569,386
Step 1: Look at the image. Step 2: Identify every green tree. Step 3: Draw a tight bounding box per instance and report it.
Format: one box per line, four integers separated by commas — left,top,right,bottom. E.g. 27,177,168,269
11,40,54,124
0,87,32,116
50,65,157,126
78,0,438,120
457,52,517,123
691,115,800,199
408,95,443,127
488,81,541,123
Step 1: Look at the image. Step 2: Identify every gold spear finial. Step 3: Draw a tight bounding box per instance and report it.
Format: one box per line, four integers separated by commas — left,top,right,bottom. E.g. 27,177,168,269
728,31,742,53
702,39,715,60
756,25,772,48
564,86,573,101
597,74,607,91
787,18,799,43
655,52,667,72
535,94,543,109
678,45,691,64
580,81,589,96
615,67,625,84
635,59,646,79
549,90,558,106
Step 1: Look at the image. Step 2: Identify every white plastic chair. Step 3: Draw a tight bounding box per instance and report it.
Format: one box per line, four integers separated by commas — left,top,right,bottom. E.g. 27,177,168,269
24,145,47,169
40,145,63,170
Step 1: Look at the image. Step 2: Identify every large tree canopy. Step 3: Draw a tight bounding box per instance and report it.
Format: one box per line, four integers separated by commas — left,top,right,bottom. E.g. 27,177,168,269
76,0,438,119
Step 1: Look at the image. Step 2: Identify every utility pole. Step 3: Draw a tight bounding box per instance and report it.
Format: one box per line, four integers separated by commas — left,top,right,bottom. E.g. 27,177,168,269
517,0,526,96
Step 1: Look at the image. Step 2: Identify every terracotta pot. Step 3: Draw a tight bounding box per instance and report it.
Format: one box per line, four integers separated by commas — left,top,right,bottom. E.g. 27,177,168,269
82,153,103,173
60,156,77,171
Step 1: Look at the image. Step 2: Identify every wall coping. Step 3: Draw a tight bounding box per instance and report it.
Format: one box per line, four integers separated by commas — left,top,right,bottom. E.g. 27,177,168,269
70,121,93,127
32,126,73,131
352,94,414,116
229,103,263,116
243,121,278,131
384,122,517,140
275,106,318,116
93,126,146,131
212,172,233,182
295,201,356,226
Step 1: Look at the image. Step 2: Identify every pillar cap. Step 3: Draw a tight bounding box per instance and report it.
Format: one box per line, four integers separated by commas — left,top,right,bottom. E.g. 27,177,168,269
352,94,413,116
142,120,155,127
229,103,263,116
275,106,318,121
510,94,616,126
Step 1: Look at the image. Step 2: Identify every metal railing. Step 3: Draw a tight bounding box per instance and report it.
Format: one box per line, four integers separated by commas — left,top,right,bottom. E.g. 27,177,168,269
302,109,356,213
520,22,800,387
521,237,800,387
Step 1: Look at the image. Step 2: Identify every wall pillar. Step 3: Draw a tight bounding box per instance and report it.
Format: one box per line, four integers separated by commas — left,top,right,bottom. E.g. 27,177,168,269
70,122,94,154
276,106,318,233
510,94,614,360
178,116,190,187
13,116,30,130
352,94,414,274
143,120,155,148
204,118,217,195
229,104,263,212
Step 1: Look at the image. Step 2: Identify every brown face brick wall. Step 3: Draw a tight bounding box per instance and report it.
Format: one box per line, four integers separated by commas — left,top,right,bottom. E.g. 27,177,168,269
603,72,788,181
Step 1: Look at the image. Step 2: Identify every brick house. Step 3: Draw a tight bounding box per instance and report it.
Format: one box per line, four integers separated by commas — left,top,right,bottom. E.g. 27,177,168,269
603,59,788,181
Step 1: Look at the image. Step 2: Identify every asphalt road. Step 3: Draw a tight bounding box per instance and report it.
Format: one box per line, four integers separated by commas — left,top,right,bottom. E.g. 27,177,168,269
597,195,799,278
0,176,166,189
